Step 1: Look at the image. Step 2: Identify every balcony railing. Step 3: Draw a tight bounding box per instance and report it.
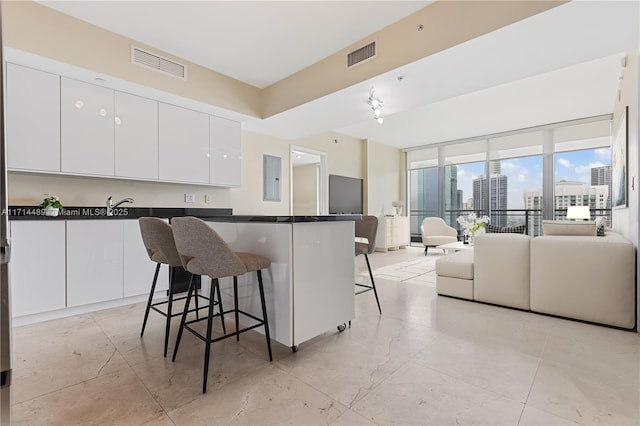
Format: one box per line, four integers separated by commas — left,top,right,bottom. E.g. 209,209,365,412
410,208,611,241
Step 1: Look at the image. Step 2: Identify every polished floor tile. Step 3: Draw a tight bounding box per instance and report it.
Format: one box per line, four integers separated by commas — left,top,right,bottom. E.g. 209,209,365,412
9,246,640,426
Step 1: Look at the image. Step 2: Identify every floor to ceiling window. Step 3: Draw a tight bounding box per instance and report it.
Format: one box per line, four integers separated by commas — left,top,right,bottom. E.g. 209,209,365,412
407,148,438,240
488,131,544,235
442,140,487,233
406,116,612,241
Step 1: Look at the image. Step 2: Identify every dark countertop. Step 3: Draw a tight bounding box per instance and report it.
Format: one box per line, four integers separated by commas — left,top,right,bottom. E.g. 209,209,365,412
7,206,361,223
7,206,232,220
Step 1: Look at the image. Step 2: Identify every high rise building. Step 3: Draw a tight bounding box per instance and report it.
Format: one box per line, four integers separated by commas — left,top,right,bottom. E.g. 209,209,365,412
444,165,460,228
473,174,508,227
410,167,439,236
554,181,608,211
591,165,611,208
523,188,543,236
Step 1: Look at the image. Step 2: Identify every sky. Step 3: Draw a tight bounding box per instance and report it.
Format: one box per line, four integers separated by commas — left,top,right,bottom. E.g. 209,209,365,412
455,148,611,210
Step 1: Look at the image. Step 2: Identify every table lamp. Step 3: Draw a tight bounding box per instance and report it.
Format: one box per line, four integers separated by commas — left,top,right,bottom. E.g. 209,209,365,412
566,206,590,220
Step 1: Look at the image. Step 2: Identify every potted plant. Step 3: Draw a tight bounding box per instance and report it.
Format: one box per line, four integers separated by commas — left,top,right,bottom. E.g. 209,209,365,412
456,212,490,245
391,200,405,216
40,193,63,217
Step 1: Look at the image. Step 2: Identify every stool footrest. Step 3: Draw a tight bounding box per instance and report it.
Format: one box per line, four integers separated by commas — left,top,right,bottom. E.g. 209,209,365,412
183,309,267,344
355,282,374,295
150,293,213,318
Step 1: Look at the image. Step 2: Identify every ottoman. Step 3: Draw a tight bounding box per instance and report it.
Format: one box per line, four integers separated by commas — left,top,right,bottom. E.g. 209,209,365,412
435,249,474,300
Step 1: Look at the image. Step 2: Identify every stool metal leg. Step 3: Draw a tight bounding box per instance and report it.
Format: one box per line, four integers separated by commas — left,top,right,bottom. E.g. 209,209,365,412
140,263,161,338
257,270,273,362
216,280,226,334
365,253,382,314
233,276,240,341
203,278,218,394
172,274,195,362
163,266,177,357
194,274,200,320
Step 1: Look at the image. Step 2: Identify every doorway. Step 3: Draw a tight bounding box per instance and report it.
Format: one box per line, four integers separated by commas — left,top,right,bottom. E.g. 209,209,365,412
290,145,327,216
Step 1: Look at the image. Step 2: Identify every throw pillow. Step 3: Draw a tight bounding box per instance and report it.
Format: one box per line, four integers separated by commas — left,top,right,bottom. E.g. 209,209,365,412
486,224,527,234
594,216,607,237
542,220,597,236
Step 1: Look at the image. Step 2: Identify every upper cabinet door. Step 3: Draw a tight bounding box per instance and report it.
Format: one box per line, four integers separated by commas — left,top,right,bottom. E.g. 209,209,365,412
209,115,241,187
61,78,115,176
114,91,159,179
6,63,61,172
159,103,209,184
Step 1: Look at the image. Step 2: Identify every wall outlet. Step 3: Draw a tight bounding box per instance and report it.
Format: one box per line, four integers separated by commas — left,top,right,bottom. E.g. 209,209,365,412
204,194,211,204
184,193,195,203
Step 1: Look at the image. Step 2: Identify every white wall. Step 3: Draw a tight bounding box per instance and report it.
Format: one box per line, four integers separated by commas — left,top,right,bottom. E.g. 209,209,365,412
293,164,318,215
611,49,639,331
365,139,405,216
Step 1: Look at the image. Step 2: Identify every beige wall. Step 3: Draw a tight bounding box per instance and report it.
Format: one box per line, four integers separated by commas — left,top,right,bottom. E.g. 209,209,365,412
263,1,567,117
7,129,374,215
3,1,565,119
2,0,262,118
292,165,319,215
365,139,405,216
611,49,639,331
611,50,638,244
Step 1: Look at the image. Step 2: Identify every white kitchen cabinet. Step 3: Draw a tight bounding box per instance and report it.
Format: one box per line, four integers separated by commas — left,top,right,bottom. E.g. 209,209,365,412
209,115,241,186
9,221,66,317
115,91,159,180
6,63,61,172
159,103,209,184
66,220,123,306
375,216,409,252
61,78,115,176
123,219,169,297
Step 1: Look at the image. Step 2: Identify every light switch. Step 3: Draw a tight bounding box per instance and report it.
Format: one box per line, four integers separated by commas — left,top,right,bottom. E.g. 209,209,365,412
184,193,195,203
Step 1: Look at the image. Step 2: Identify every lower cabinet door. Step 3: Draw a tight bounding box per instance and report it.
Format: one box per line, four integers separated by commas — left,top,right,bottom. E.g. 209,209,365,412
67,220,124,306
10,221,66,317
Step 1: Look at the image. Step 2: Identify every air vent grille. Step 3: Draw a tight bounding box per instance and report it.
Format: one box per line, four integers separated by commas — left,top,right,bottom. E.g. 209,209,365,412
131,46,186,79
347,41,377,69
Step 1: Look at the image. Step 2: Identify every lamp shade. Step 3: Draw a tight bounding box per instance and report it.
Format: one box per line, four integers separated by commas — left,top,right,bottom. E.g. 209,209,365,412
566,206,590,220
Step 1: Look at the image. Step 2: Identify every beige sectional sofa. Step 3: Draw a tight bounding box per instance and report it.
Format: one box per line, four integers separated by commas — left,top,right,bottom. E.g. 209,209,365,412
435,229,636,329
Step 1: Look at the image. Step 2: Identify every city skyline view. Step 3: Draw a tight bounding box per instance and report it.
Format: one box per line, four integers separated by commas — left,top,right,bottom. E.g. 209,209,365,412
454,148,611,210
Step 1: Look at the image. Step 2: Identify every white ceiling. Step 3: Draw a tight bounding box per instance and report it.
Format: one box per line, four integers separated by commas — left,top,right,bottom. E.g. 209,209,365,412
37,1,638,150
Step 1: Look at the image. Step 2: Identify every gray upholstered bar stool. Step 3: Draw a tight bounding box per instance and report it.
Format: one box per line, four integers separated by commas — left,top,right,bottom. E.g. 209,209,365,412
170,216,273,393
355,215,381,315
138,217,225,357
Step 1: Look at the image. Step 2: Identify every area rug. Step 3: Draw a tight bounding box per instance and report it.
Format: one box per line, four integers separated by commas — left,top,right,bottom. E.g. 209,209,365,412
369,255,440,288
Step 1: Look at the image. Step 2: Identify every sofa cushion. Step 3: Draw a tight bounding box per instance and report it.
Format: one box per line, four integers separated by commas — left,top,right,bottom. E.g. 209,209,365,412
473,233,531,310
435,250,474,280
594,216,607,236
542,220,596,236
486,224,526,234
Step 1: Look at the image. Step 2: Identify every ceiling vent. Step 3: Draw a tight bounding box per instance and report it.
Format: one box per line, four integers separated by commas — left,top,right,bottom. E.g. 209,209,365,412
131,46,186,80
347,41,377,69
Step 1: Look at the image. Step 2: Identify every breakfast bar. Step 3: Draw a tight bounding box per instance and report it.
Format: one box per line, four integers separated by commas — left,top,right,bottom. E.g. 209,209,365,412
9,207,360,350
199,215,359,350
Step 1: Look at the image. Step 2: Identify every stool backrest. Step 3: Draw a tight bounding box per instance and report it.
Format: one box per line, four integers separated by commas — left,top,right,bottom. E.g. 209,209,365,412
355,215,378,255
171,216,247,279
139,217,183,267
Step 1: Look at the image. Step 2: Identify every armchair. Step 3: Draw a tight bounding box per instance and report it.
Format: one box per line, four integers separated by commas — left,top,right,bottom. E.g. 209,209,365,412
421,217,457,255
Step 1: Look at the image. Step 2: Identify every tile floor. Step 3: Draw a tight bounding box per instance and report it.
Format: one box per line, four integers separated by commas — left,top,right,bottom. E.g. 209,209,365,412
9,246,640,426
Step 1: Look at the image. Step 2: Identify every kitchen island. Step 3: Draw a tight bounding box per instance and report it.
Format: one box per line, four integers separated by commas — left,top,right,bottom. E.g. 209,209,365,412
9,208,360,349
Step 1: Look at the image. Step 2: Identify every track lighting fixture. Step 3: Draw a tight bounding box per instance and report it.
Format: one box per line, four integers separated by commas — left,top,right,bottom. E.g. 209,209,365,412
367,88,384,125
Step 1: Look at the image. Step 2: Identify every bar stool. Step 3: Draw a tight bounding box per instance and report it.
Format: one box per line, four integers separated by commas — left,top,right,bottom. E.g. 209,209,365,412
170,216,273,393
138,217,225,357
355,215,381,315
